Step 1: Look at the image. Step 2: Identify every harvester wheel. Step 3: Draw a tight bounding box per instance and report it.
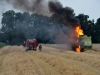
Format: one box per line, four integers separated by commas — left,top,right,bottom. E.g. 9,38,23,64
80,48,84,52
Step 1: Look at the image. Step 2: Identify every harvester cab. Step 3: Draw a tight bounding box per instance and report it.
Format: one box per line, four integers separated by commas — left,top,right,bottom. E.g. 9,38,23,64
25,39,38,51
79,35,92,51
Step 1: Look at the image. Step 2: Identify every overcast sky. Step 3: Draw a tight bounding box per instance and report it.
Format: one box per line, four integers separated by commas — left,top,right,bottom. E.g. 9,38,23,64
60,0,100,21
0,0,100,28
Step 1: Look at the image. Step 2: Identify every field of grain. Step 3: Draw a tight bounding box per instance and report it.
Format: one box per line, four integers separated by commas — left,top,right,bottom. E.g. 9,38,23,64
0,44,100,75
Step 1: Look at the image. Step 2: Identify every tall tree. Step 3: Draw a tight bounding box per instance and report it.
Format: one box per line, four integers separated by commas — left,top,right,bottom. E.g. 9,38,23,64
1,10,16,43
76,14,95,42
1,10,15,32
93,18,100,43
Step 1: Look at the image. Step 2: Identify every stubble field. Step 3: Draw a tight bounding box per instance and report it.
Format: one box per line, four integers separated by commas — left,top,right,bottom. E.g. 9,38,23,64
0,44,100,75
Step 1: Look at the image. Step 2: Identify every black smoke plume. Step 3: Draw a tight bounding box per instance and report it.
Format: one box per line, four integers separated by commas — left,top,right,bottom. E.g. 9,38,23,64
1,0,50,16
1,0,80,45
2,0,79,26
48,1,79,27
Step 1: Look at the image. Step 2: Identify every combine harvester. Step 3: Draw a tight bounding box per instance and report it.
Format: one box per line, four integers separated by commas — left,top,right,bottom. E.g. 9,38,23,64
79,35,92,52
72,23,92,52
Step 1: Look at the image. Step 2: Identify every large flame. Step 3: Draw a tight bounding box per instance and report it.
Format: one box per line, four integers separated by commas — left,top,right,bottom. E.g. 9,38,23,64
75,25,84,37
75,23,84,52
76,46,81,52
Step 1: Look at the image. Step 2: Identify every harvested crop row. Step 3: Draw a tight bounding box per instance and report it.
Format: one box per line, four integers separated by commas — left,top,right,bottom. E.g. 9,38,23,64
0,46,12,56
47,50,100,71
85,50,100,55
0,55,6,73
0,46,42,75
28,51,99,75
42,46,100,71
0,46,13,73
26,53,60,75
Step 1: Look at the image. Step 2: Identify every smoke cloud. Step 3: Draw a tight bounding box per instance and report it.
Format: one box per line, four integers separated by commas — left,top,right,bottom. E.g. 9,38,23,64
1,0,50,16
1,0,80,46
48,1,79,27
1,0,79,24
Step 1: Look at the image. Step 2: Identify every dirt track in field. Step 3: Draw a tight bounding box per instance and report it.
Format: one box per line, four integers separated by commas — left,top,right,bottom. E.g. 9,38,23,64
0,45,100,75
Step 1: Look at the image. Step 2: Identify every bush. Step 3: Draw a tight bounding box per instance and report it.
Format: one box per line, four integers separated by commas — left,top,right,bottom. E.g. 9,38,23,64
0,42,6,48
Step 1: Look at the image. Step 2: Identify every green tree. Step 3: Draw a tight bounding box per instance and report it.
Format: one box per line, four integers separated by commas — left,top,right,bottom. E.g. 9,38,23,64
93,18,100,43
76,14,95,42
1,10,16,43
1,10,15,32
1,10,26,44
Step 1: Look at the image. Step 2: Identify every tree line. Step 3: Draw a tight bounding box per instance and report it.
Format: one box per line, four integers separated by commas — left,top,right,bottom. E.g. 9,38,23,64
0,10,100,45
76,14,100,43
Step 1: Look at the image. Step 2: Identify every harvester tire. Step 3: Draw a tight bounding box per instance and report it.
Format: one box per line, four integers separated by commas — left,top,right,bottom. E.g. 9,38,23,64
80,48,84,52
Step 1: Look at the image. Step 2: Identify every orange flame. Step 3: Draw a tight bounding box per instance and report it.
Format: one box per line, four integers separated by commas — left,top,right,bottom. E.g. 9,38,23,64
75,25,84,37
76,46,81,52
75,23,84,52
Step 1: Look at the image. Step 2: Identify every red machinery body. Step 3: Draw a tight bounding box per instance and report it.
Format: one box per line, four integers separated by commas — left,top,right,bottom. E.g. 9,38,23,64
25,39,38,51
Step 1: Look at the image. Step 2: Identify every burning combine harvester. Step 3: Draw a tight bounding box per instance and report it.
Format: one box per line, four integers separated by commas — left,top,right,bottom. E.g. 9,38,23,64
71,23,92,52
47,1,92,52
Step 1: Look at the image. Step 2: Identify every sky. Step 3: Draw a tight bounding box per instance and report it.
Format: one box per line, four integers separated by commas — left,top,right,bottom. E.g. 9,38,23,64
0,0,100,28
59,0,100,21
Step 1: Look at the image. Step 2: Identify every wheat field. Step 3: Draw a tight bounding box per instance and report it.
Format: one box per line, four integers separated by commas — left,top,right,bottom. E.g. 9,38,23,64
0,44,100,75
